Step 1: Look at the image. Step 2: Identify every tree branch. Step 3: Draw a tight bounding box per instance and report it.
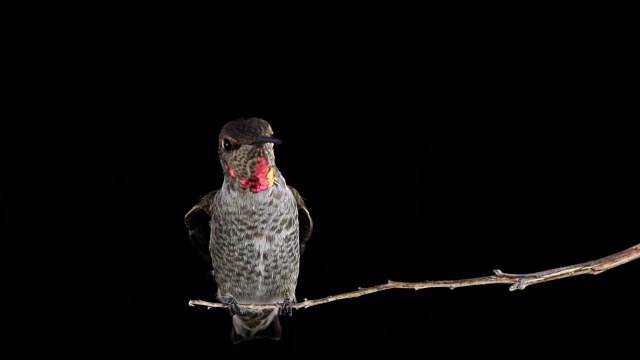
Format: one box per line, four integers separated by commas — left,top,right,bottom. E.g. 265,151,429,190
188,243,640,311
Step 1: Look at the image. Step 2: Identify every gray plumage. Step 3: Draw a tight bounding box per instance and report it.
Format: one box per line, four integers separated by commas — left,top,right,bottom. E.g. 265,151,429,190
185,118,312,344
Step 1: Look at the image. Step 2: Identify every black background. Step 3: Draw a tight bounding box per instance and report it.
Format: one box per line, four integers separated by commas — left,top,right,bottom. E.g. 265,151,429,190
11,2,639,358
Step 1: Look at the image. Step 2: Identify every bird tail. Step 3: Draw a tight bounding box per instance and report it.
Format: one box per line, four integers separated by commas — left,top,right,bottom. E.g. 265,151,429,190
231,308,281,344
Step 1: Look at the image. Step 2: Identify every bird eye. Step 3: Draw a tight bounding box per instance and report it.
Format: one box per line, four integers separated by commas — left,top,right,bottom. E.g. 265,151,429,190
222,138,234,151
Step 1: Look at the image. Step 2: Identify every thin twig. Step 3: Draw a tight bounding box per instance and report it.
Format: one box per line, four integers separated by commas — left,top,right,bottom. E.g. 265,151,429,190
188,243,640,311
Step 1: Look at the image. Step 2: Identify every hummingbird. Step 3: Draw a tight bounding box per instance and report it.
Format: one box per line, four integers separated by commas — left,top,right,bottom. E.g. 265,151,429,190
185,117,313,344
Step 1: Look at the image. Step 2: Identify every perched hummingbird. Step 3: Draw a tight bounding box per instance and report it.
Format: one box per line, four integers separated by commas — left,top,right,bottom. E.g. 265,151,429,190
185,117,313,344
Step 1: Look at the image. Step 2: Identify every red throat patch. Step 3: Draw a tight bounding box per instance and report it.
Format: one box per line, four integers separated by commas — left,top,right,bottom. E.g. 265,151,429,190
226,157,275,192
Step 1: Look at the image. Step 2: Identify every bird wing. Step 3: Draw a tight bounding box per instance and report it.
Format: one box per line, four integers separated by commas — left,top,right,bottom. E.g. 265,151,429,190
288,186,313,256
184,190,219,268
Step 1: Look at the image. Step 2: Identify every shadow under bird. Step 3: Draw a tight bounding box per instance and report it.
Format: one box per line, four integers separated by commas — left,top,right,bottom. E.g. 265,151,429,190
185,117,313,344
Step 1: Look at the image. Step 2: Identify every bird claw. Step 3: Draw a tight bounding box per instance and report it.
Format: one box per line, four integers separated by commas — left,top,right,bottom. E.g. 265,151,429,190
279,298,293,317
226,298,243,315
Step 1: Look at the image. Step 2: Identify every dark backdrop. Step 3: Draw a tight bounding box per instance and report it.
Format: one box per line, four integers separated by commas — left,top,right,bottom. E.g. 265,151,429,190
12,2,639,358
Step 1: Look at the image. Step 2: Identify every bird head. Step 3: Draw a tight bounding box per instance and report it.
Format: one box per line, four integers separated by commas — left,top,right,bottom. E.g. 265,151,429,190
217,117,282,192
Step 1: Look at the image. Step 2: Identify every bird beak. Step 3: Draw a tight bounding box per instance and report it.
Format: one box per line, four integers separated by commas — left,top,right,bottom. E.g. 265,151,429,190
252,136,283,145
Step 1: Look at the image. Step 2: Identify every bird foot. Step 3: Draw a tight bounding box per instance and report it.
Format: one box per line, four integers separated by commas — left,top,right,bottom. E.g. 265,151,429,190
279,298,293,317
226,297,243,315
